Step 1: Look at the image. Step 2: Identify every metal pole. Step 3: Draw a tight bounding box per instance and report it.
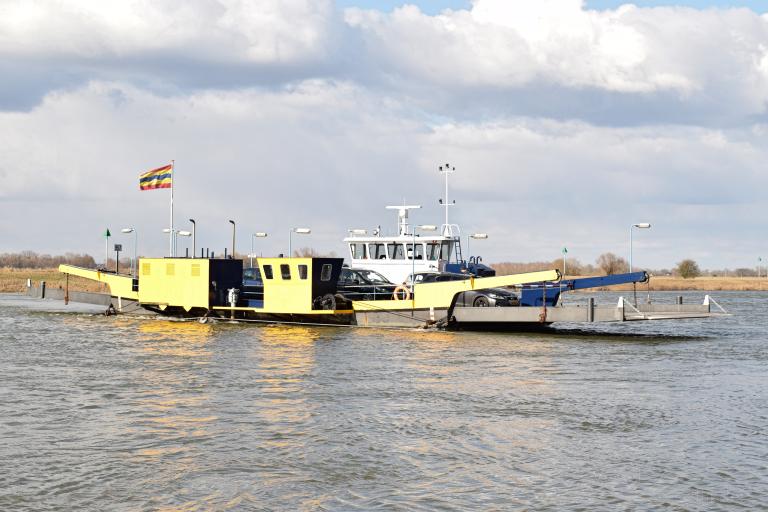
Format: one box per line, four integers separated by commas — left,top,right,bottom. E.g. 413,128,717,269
133,230,137,276
629,225,633,273
289,229,292,258
250,234,254,268
189,219,196,259
170,160,174,257
411,229,416,292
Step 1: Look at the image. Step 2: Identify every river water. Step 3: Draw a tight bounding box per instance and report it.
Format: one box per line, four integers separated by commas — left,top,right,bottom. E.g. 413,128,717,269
0,292,766,511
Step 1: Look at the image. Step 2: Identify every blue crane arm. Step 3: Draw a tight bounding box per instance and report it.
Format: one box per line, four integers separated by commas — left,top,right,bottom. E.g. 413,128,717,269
519,271,648,307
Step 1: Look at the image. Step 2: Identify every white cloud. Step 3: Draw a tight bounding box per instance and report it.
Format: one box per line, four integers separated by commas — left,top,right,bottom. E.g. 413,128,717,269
1,80,767,269
0,0,336,64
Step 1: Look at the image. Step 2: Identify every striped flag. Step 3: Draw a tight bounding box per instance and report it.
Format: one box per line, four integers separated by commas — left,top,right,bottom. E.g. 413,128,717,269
139,164,173,190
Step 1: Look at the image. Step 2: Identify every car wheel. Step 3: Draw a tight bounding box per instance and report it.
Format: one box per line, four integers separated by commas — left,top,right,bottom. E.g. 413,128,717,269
473,296,490,307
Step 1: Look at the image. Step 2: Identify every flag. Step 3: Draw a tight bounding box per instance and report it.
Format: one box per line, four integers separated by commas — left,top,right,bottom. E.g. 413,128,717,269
139,164,173,190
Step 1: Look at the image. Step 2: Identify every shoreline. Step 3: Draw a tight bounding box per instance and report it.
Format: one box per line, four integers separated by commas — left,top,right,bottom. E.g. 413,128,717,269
2,268,767,293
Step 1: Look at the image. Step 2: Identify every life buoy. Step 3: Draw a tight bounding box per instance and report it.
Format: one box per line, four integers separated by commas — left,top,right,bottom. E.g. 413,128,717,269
393,285,411,301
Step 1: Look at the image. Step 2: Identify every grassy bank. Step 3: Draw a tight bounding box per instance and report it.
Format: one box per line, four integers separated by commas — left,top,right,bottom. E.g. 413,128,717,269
566,275,768,292
0,268,108,293
3,268,767,294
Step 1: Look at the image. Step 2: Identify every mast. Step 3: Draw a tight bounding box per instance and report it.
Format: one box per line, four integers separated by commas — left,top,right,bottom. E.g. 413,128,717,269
439,163,456,237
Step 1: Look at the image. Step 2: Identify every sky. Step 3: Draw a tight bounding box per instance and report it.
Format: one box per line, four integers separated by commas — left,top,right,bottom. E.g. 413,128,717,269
1,0,767,270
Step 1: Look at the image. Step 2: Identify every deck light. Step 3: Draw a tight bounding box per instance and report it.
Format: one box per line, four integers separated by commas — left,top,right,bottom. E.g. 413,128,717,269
467,233,489,264
121,228,137,276
629,223,652,273
289,228,311,257
250,232,268,267
228,220,236,259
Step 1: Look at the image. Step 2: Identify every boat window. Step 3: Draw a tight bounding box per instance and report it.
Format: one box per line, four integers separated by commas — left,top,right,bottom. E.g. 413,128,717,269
320,264,333,281
298,264,308,280
407,243,424,260
440,241,453,260
191,263,200,277
426,242,440,261
280,264,291,280
349,243,367,260
388,243,405,260
370,243,387,260
166,263,175,276
142,262,151,276
263,265,274,279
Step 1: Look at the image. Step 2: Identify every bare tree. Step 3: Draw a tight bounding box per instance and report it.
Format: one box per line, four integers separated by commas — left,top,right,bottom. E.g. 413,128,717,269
676,259,701,279
596,252,628,275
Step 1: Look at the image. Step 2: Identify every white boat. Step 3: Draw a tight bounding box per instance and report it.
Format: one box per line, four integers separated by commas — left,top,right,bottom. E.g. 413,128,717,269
343,164,495,284
343,204,464,284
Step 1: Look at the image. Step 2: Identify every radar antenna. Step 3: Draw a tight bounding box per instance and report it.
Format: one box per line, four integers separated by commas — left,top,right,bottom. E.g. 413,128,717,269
385,204,421,236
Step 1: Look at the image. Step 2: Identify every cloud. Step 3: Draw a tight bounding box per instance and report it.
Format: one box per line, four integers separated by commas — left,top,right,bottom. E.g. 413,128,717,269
2,0,768,268
1,80,767,268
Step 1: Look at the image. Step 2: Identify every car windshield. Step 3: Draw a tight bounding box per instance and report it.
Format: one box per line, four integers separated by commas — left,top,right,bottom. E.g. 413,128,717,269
243,268,262,281
357,270,392,284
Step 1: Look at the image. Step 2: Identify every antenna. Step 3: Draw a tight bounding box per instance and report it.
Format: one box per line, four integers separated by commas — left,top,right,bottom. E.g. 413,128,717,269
438,163,456,236
385,205,421,236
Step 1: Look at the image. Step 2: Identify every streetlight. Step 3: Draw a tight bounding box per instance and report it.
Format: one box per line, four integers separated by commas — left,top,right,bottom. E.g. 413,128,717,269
411,224,437,290
177,230,191,256
289,228,311,257
466,233,488,263
188,219,196,258
162,228,175,257
629,223,651,273
250,232,268,268
121,228,137,276
228,220,236,259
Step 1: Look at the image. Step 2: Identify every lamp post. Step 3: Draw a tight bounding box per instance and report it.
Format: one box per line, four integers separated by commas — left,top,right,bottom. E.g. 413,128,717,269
228,220,236,259
467,233,488,264
629,223,651,273
162,228,175,256
250,232,268,268
410,224,437,290
758,257,762,278
189,219,196,258
289,228,311,257
121,228,137,276
177,230,191,256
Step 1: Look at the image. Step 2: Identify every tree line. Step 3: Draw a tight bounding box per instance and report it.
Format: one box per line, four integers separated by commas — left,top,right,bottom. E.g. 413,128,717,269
0,250,758,280
0,251,96,269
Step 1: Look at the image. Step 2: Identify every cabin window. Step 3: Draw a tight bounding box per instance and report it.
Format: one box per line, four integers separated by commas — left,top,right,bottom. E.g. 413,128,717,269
320,264,332,281
426,242,440,261
370,243,386,260
191,263,200,277
349,243,367,260
263,265,274,279
440,241,453,260
298,265,308,279
407,243,424,260
388,243,405,260
280,264,291,279
166,263,175,276
142,262,151,276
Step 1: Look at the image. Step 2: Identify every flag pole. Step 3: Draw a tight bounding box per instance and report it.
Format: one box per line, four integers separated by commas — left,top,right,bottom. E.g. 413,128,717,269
170,160,175,257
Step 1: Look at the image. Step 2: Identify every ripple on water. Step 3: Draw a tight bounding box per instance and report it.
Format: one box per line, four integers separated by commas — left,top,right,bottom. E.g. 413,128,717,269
0,293,767,510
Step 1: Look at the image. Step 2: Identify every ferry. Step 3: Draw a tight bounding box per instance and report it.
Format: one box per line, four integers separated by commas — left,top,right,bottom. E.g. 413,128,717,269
50,164,727,330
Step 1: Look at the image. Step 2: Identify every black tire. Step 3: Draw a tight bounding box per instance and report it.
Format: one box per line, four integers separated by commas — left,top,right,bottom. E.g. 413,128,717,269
473,296,490,307
320,293,336,310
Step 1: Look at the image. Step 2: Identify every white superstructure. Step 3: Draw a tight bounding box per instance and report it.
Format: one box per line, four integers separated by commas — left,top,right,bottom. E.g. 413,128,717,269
343,204,463,284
